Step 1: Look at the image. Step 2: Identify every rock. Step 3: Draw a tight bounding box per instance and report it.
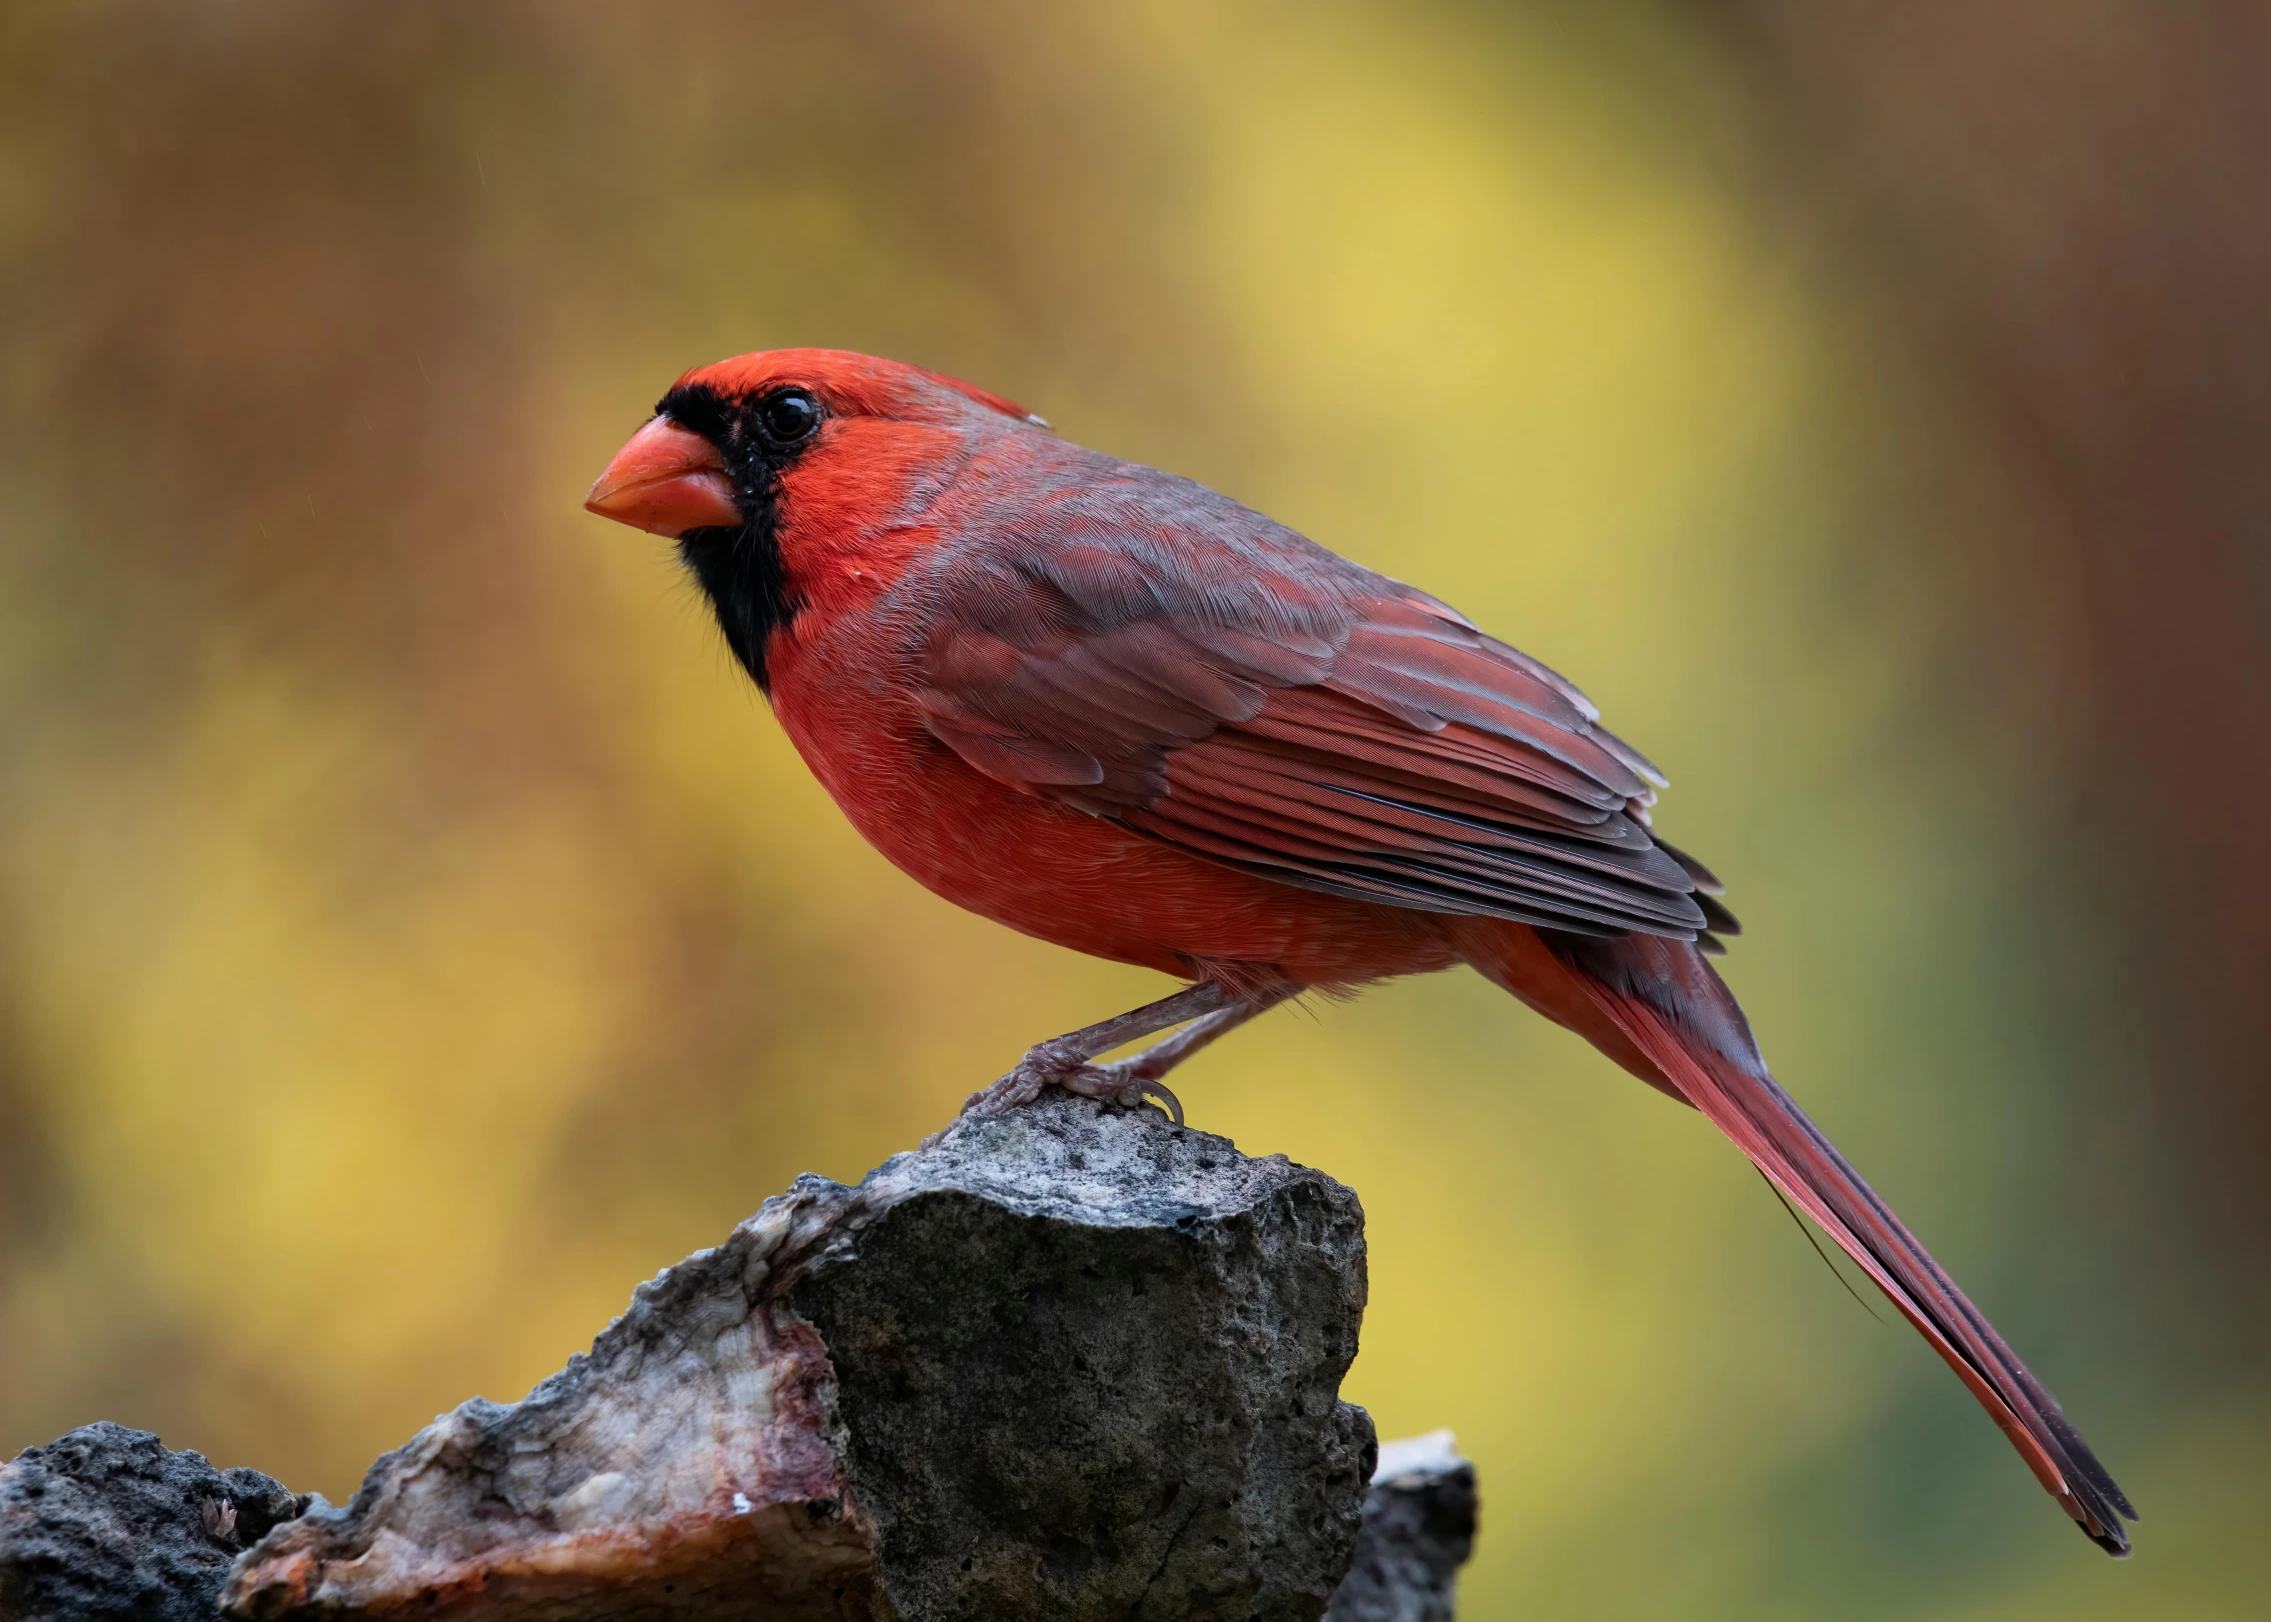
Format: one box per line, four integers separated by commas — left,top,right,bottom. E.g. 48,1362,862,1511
0,1421,306,1622
223,1093,1376,1620
1323,1432,1478,1622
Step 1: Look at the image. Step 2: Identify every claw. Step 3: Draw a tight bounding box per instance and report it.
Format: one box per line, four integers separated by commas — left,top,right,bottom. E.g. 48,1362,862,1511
1139,1077,1185,1127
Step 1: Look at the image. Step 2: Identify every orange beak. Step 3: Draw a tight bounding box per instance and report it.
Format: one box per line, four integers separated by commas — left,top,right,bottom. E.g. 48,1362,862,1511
585,416,742,537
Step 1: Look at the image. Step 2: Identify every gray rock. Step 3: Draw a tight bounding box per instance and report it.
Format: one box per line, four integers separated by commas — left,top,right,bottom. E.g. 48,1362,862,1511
1324,1432,1478,1622
0,1422,306,1622
224,1094,1378,1620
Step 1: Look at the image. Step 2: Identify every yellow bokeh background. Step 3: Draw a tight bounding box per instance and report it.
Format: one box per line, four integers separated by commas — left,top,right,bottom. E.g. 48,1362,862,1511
2,3,2262,1616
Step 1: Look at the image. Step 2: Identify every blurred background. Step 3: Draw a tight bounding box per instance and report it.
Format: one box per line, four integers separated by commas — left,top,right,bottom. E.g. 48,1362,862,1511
2,1,2265,1615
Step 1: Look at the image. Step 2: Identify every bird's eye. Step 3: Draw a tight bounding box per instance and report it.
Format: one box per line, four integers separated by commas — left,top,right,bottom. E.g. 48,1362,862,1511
754,388,822,449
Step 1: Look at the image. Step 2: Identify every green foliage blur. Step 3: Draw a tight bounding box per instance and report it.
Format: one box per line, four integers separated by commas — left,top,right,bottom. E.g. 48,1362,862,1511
1,3,2262,1616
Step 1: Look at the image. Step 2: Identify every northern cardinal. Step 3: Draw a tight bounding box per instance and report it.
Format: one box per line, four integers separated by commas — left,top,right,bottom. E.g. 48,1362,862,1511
587,348,2134,1553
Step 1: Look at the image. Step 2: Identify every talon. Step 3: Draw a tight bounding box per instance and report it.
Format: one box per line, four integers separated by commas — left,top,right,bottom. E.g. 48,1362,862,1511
1140,1077,1185,1127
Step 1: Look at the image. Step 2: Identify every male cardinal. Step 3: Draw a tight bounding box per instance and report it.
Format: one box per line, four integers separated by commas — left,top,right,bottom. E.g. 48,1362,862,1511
586,348,2134,1553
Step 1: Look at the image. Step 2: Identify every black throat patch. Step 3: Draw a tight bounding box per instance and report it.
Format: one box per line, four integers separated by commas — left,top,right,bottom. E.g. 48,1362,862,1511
657,382,808,692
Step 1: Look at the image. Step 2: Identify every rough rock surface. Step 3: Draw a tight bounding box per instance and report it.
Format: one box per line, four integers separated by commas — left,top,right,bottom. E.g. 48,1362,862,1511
1324,1432,1478,1622
0,1422,306,1622
223,1094,1377,1620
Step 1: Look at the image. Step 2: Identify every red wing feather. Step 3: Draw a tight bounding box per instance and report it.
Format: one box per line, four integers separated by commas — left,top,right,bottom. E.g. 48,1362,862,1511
910,506,1714,940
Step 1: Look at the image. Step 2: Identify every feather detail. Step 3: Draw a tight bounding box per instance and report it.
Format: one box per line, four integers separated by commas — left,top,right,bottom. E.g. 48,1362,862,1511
909,504,1731,940
1556,932,2136,1555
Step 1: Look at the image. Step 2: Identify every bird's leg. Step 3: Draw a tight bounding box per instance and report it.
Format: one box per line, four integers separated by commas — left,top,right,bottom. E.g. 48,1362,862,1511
1080,985,1297,1125
946,981,1273,1134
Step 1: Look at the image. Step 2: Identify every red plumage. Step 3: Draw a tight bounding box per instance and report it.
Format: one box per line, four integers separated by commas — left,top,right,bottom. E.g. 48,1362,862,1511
586,348,2135,1553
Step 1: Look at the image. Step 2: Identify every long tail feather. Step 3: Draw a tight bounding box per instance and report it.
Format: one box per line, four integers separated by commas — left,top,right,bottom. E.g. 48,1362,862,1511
1554,932,2136,1554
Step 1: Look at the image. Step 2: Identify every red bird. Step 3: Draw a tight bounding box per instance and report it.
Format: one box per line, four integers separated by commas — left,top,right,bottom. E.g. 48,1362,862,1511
587,348,2134,1553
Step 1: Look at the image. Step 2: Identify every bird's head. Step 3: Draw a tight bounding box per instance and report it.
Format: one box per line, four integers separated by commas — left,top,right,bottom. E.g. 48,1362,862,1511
585,349,1043,689
584,348,1040,540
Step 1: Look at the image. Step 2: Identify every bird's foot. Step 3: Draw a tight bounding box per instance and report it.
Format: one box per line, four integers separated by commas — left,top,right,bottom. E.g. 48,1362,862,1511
1067,1058,1186,1127
926,1041,1184,1147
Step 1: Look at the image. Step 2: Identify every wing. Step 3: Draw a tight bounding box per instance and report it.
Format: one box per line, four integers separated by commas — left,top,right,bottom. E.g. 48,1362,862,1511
907,469,1737,944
